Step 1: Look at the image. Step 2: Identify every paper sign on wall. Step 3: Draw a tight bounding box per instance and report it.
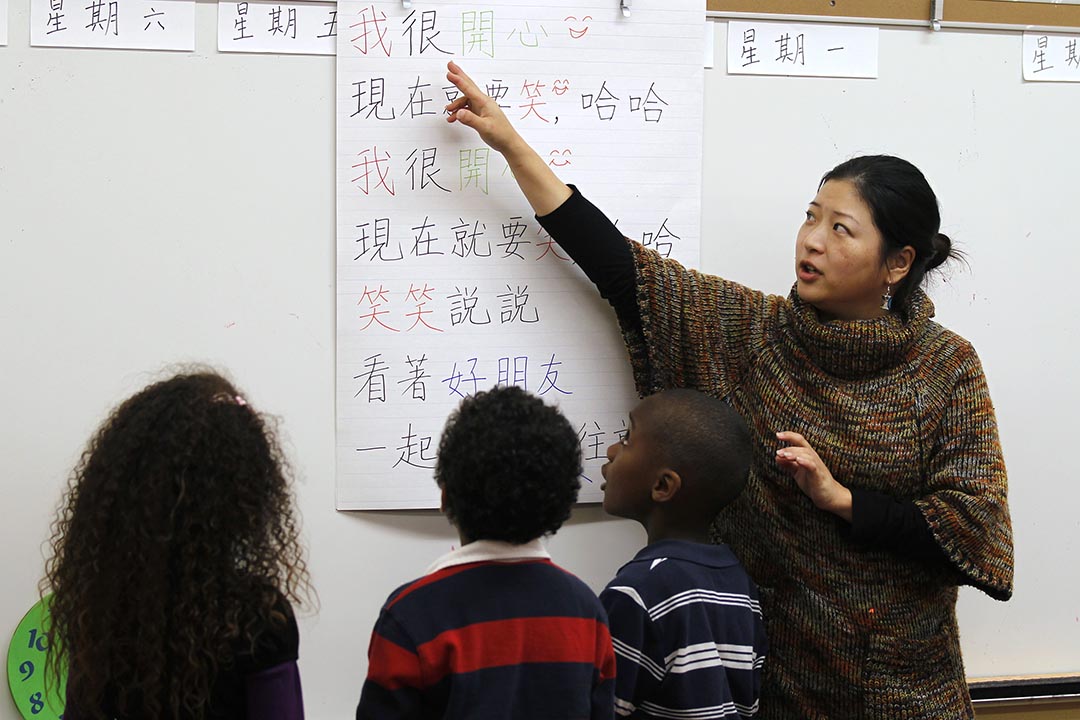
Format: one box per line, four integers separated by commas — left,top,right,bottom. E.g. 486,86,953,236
727,20,878,79
219,1,337,55
1023,32,1080,81
30,0,194,50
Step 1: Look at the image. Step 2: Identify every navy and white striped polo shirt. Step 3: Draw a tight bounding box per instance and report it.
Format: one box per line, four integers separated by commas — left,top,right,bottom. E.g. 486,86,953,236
600,539,766,719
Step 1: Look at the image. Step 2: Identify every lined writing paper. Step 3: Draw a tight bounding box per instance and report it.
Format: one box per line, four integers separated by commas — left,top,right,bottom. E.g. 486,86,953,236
336,0,705,509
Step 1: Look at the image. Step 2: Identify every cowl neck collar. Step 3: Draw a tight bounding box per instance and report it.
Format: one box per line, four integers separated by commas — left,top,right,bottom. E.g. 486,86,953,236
787,285,935,379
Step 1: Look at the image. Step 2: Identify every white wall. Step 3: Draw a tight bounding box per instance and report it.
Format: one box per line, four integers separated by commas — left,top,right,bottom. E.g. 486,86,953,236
1,8,1076,719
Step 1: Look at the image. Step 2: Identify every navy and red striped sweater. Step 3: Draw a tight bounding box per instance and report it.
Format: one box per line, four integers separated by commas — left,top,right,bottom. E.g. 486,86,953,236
357,540,617,720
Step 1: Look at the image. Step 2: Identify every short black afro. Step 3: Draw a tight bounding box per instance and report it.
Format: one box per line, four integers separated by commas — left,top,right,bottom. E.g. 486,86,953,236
646,389,752,514
435,386,582,544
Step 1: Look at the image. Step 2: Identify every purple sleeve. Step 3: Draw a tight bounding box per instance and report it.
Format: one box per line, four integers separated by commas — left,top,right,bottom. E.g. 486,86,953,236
246,660,305,720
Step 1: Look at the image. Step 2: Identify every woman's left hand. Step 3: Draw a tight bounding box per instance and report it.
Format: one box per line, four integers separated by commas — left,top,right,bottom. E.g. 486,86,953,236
775,431,853,522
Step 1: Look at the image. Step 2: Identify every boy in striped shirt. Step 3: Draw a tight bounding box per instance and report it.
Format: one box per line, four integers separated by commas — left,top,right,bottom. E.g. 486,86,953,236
600,389,766,719
356,386,616,720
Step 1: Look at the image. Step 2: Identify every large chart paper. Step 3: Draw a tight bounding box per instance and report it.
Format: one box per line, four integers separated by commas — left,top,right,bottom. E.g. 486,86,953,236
336,0,705,509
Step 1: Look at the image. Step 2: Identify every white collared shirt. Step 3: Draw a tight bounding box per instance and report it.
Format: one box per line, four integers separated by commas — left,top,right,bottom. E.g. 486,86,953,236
425,538,550,575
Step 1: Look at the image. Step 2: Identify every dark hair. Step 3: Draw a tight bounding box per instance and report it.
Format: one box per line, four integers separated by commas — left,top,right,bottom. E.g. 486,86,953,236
435,386,582,544
821,155,963,308
44,369,311,720
646,389,752,513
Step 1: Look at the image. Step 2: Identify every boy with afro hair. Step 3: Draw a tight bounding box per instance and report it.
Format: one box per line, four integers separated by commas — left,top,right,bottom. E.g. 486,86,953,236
356,386,616,720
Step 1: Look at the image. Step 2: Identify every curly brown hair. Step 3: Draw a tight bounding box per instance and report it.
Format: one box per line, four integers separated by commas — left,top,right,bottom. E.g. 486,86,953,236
43,369,312,719
435,386,582,544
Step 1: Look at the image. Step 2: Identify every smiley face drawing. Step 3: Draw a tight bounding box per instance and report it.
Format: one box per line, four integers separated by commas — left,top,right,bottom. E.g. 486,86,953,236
551,78,570,96
548,149,573,167
564,15,592,39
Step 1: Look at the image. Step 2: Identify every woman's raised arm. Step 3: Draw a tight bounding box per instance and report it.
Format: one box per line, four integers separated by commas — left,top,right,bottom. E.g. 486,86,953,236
445,61,572,216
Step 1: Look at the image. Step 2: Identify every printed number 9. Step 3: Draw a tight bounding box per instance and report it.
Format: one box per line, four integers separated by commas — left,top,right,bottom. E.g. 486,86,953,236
19,660,35,681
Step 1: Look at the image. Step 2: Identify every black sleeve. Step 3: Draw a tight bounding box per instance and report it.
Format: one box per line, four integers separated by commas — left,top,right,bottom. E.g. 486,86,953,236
536,185,641,330
849,489,953,567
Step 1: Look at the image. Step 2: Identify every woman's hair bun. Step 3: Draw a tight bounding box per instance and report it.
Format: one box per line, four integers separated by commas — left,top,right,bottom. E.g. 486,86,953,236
926,232,952,271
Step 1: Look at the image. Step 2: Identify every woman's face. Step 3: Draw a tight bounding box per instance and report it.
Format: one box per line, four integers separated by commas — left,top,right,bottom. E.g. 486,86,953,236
795,179,892,321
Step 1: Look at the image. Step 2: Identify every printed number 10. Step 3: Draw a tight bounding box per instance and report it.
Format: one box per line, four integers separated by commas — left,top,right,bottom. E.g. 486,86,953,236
27,628,48,652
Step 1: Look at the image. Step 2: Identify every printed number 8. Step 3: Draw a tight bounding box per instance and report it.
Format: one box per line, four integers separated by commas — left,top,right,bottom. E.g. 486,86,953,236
29,691,44,714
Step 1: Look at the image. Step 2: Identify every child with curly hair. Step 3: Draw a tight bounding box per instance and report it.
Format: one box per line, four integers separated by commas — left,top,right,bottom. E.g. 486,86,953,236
356,385,616,720
45,369,312,720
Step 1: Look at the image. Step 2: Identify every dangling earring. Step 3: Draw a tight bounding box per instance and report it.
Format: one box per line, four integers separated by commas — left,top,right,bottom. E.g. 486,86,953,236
881,285,893,311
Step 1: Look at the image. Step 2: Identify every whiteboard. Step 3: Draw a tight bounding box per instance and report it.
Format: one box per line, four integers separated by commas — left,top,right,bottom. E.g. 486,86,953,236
1,8,1077,719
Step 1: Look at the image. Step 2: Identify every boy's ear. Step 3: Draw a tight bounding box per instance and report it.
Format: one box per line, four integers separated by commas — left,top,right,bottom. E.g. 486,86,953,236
651,469,682,503
439,484,447,513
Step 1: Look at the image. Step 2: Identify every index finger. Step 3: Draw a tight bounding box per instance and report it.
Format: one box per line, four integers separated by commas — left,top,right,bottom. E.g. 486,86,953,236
446,60,484,100
776,431,809,448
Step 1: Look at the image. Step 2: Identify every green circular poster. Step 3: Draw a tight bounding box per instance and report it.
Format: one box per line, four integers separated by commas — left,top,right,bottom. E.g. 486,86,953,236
7,596,65,719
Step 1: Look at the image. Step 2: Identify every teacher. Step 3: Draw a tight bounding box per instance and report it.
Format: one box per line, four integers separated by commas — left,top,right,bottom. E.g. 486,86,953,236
445,61,1013,719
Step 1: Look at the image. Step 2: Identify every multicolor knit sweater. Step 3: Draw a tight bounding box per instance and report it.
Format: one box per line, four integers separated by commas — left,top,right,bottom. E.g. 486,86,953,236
620,242,1014,719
